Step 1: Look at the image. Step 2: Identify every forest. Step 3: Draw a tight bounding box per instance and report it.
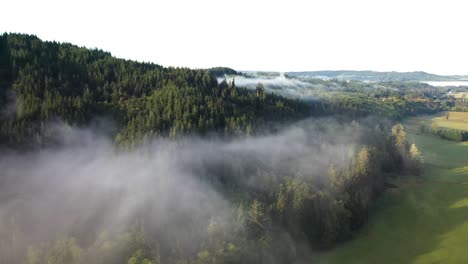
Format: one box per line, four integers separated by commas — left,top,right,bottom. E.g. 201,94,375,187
0,33,452,148
0,34,442,264
0,34,309,148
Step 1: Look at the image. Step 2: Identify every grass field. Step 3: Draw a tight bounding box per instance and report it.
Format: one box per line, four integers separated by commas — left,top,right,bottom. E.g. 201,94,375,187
432,112,468,131
453,92,468,99
319,116,468,264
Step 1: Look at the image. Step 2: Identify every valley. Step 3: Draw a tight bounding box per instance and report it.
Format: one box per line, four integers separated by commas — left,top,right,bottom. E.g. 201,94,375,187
320,115,468,263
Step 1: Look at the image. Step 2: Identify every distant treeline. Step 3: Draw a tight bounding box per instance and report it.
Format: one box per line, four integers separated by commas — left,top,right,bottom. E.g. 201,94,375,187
318,92,442,120
433,128,468,142
421,125,468,142
208,67,238,77
286,70,461,82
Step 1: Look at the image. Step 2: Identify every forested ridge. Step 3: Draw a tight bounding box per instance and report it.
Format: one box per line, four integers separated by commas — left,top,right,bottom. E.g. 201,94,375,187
1,34,453,148
0,33,308,147
0,34,427,264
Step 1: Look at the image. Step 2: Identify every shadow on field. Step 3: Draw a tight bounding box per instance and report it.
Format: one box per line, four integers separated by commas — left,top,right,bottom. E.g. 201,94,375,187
321,132,468,264
400,133,468,263
405,179,468,263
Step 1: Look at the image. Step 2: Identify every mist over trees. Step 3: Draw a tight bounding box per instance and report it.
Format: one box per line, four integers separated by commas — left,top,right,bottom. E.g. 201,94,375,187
0,120,422,264
0,34,427,263
221,72,448,120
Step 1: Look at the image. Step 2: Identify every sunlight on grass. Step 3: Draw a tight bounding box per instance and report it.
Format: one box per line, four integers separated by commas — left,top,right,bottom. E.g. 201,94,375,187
413,221,468,264
450,198,468,209
451,167,468,175
320,116,468,264
432,113,468,132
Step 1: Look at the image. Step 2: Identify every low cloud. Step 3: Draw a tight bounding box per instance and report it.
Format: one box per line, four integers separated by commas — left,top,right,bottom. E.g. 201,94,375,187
0,119,363,262
218,72,337,100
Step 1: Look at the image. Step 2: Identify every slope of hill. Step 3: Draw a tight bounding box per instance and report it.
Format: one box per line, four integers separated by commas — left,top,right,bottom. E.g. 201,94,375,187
0,33,308,147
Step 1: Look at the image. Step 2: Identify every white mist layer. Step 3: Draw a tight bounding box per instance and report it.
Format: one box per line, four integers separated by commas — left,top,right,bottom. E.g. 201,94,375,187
218,73,327,99
0,119,361,261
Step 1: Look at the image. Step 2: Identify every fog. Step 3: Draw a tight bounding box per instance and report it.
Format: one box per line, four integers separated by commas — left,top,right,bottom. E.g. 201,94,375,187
218,73,331,99
0,119,364,262
1,90,18,116
422,81,468,87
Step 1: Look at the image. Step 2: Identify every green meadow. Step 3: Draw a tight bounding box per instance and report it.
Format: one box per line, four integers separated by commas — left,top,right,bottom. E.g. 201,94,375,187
319,116,468,264
432,112,468,131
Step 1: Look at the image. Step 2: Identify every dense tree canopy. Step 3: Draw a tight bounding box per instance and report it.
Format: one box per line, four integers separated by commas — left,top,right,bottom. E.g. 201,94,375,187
0,33,429,264
0,33,308,147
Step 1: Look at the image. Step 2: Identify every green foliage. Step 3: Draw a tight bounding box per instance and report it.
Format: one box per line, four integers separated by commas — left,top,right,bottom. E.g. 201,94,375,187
431,127,468,142
328,164,345,191
451,106,468,112
409,143,424,175
208,67,238,77
0,33,451,148
321,118,468,264
314,91,442,120
2,119,419,264
0,33,308,147
391,123,407,149
127,249,156,264
247,200,266,239
354,146,370,178
26,238,82,264
0,33,432,263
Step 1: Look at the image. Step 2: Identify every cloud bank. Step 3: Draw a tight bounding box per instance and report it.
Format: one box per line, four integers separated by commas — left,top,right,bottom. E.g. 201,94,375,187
219,73,338,100
0,119,363,262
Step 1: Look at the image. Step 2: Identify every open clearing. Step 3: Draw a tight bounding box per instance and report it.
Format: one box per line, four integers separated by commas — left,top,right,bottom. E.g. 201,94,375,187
432,111,468,131
319,116,468,264
453,92,468,99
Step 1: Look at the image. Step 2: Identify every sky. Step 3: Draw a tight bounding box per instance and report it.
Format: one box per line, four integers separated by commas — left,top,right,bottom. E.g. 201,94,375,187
2,0,468,75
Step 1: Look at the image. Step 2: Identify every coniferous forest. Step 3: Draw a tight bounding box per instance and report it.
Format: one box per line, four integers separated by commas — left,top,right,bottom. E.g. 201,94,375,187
0,34,310,148
0,34,441,264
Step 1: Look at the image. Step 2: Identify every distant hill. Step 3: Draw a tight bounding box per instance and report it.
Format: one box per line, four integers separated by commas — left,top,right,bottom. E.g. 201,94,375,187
208,67,238,77
286,70,468,82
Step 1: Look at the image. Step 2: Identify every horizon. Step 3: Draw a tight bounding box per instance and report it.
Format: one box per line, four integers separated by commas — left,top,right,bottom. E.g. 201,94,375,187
4,31,468,76
2,0,468,75
5,32,468,76
4,32,467,77
2,2,468,263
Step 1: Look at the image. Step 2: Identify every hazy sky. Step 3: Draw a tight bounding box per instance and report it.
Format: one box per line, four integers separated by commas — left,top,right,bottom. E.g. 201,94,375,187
2,0,467,74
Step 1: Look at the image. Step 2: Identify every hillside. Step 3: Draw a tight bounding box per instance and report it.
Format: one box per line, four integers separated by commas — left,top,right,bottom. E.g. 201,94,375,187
0,34,308,147
1,34,451,149
0,33,430,264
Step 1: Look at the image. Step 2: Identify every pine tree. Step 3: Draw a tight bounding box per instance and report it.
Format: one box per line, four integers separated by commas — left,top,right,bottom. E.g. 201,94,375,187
355,147,370,178
409,143,424,175
391,124,406,149
256,83,264,97
275,185,286,214
247,200,265,239
328,164,344,190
